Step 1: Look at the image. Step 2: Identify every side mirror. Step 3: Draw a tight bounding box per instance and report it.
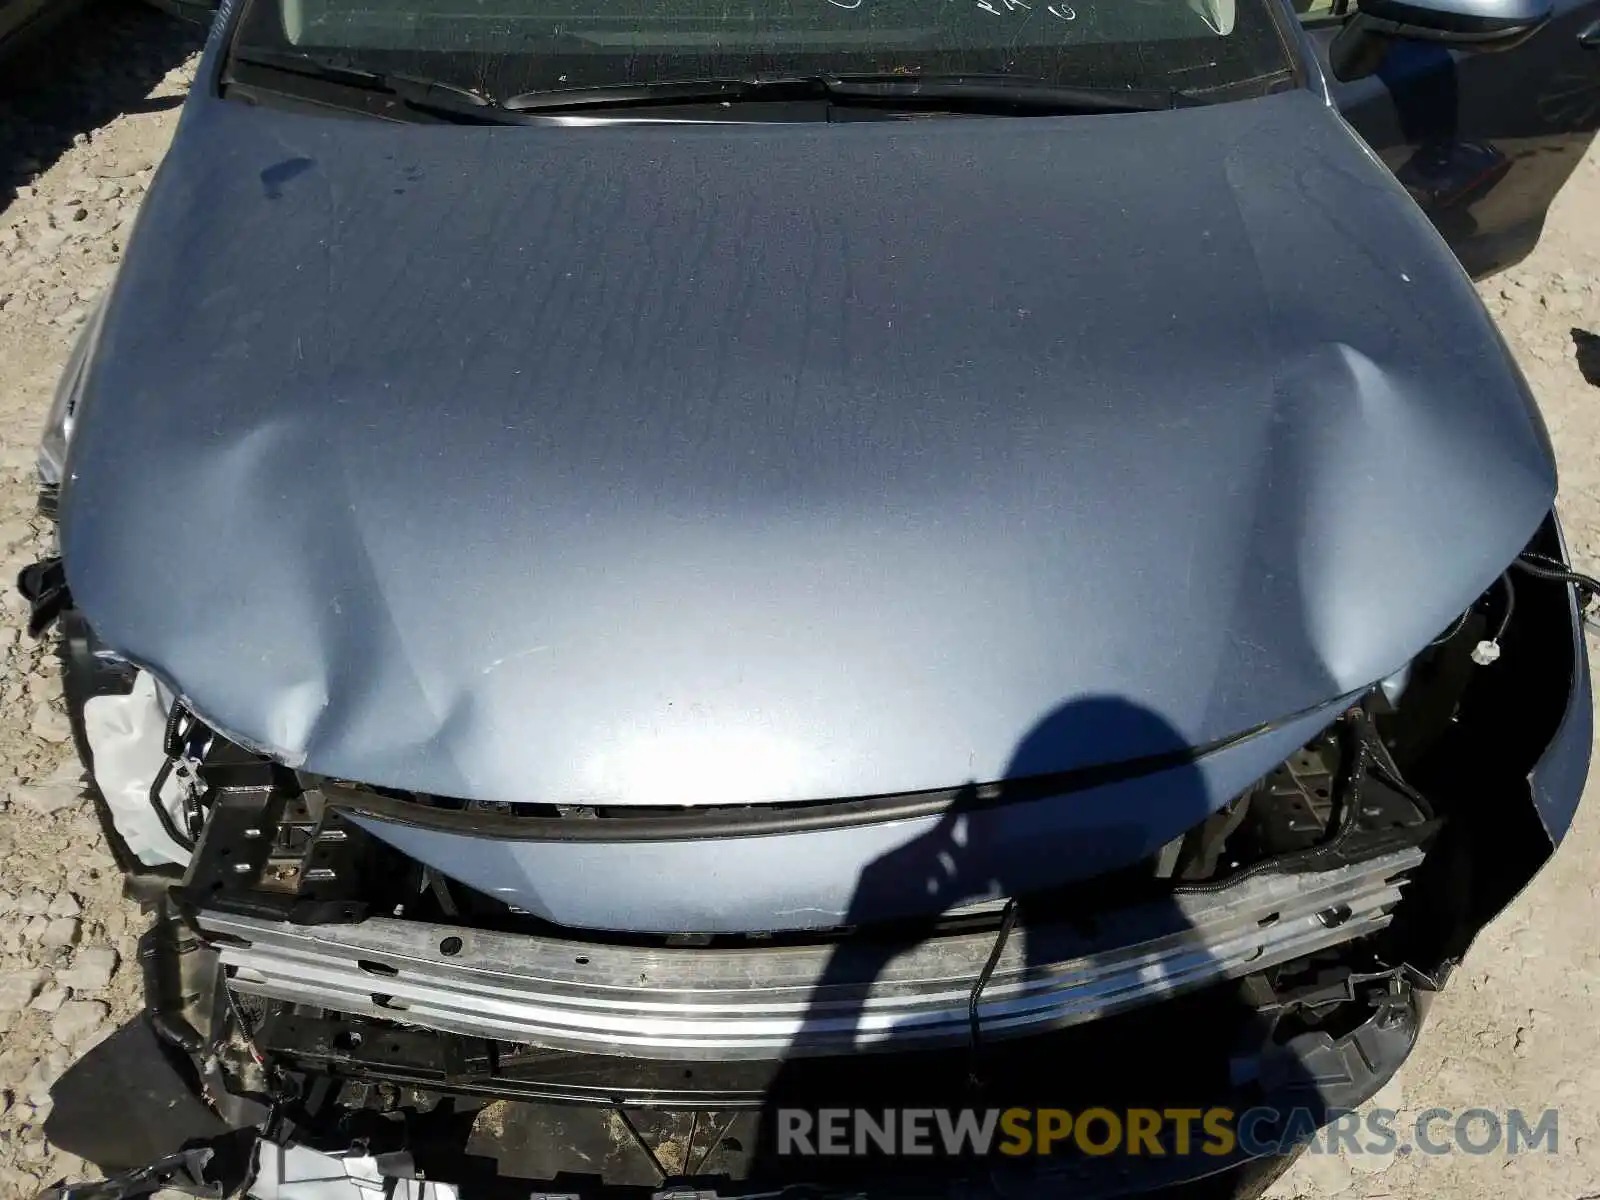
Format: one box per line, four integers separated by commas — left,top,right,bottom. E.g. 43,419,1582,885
1329,0,1555,81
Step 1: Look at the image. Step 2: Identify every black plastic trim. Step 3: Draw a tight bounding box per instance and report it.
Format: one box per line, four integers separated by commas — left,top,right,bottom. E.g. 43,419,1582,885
322,694,1368,843
321,721,1301,844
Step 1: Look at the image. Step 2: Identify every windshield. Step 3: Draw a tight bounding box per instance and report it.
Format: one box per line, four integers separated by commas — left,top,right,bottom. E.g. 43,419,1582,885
231,0,1297,103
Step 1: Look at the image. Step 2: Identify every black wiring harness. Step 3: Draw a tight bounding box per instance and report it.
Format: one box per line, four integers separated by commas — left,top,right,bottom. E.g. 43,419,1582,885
1170,705,1404,897
960,703,1430,1091
965,895,1021,1096
148,701,204,852
1431,549,1600,658
1512,549,1600,615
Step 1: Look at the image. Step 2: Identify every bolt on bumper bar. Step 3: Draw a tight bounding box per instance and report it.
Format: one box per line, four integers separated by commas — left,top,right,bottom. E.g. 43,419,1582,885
203,847,1421,1062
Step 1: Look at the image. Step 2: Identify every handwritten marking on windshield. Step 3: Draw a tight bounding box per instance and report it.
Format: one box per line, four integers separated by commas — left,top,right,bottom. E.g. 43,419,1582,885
827,0,1072,16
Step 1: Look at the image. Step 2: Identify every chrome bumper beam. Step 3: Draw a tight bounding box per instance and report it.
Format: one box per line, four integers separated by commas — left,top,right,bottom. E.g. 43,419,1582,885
204,847,1421,1061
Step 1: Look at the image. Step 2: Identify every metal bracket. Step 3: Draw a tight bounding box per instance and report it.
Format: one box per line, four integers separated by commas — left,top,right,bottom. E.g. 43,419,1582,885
31,1147,221,1200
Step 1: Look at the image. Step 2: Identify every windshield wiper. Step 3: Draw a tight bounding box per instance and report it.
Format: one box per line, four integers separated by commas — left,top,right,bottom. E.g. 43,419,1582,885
227,55,1178,122
502,73,1178,115
228,48,526,124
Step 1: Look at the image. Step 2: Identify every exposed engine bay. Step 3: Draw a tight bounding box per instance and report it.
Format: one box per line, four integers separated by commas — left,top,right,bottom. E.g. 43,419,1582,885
24,516,1593,1198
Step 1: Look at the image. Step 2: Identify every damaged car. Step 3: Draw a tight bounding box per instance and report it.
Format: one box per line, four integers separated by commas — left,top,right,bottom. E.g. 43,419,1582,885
18,0,1600,1192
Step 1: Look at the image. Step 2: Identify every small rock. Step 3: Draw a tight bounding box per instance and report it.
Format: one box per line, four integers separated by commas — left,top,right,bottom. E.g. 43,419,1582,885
89,160,128,180
51,1000,108,1046
39,918,79,949
31,228,67,258
45,893,79,920
57,948,116,994
30,702,72,743
0,969,45,1013
16,889,48,916
0,1048,33,1089
29,985,66,1014
1348,1137,1398,1176
42,758,82,786
1295,1148,1355,1194
75,1023,114,1057
20,915,49,943
14,780,80,816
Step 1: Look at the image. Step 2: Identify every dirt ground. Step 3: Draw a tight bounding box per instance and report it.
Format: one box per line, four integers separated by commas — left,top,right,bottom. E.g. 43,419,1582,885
0,6,1597,1197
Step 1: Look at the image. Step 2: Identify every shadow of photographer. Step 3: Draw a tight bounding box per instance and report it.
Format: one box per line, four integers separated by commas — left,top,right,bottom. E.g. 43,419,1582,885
40,694,1336,1199
732,693,1321,1198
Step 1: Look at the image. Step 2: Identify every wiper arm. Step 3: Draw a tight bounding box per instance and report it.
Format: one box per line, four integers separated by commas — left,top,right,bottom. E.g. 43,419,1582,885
229,54,1179,121
821,72,1176,112
503,73,1177,115
229,48,526,124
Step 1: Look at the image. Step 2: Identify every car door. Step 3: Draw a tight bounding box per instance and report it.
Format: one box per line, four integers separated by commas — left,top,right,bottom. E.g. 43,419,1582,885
1295,0,1600,277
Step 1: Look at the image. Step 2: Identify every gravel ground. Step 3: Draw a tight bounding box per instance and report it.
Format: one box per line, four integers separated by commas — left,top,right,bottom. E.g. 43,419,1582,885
0,8,1597,1197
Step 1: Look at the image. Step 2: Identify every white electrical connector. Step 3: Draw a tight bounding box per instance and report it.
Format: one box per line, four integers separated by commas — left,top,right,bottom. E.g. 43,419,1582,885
1471,639,1502,666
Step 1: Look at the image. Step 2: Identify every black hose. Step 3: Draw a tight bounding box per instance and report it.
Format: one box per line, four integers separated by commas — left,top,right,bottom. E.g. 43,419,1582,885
966,896,1020,1094
150,700,200,851
1366,739,1436,821
148,754,196,852
162,700,189,758
1172,710,1373,895
1512,553,1600,604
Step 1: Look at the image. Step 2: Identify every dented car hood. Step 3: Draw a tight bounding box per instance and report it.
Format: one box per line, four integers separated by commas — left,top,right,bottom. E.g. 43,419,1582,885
59,86,1557,807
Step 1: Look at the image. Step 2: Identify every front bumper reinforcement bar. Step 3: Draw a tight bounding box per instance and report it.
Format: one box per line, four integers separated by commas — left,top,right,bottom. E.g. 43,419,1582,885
201,847,1421,1061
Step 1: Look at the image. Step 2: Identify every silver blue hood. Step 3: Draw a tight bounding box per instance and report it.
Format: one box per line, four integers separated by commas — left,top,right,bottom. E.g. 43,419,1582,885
59,85,1556,809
